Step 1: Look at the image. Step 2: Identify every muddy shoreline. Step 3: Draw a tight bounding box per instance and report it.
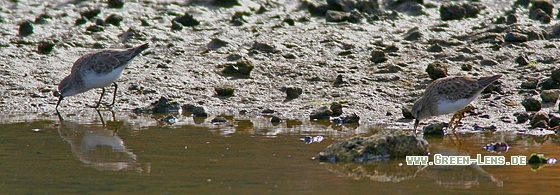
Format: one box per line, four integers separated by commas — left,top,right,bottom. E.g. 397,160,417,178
2,0,560,131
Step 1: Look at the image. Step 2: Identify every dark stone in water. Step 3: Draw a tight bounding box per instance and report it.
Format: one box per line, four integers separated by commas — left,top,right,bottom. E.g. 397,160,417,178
314,130,428,162
270,116,282,123
182,103,208,117
330,102,343,116
212,117,228,123
310,106,333,120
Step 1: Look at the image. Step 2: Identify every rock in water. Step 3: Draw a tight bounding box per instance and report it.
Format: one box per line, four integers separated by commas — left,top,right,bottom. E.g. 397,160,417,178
314,130,428,162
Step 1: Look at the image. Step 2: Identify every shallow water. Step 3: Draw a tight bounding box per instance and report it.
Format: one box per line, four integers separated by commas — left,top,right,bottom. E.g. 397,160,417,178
1,110,560,194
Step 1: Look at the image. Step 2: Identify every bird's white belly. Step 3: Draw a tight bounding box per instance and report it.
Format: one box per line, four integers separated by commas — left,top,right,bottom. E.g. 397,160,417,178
436,95,478,115
83,66,126,89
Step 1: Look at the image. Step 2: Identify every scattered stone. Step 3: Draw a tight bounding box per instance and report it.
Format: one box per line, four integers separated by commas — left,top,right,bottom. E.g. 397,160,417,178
551,69,560,82
18,20,33,36
403,27,422,41
541,90,559,103
440,3,466,20
251,42,276,53
504,32,528,42
348,10,363,23
522,97,542,111
270,116,282,123
462,3,482,18
530,9,551,23
108,0,125,8
283,53,297,59
211,116,228,123
86,25,104,32
256,4,268,14
532,119,549,128
402,108,414,119
326,10,349,22
105,14,123,26
34,14,51,24
333,75,346,86
94,19,106,26
427,43,443,52
140,19,151,26
222,60,254,77
37,41,55,54
306,1,329,16
75,17,87,26
506,14,517,25
426,61,448,80
521,78,538,89
80,9,101,20
133,96,181,114
376,64,403,73
226,53,243,61
422,122,445,135
310,106,333,120
283,17,295,26
461,63,473,71
384,45,399,53
314,130,429,162
515,55,530,66
212,0,240,7
515,0,531,7
173,12,200,27
548,113,560,127
215,86,235,97
480,59,498,66
540,78,560,90
284,86,303,99
330,102,343,116
207,38,229,50
516,112,530,123
530,0,553,17
530,111,549,128
231,12,246,26
171,20,183,30
261,108,275,114
331,113,360,124
370,50,387,63
192,106,208,117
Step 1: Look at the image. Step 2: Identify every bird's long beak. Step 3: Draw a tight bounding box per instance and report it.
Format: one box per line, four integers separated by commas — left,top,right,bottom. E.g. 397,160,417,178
414,119,419,134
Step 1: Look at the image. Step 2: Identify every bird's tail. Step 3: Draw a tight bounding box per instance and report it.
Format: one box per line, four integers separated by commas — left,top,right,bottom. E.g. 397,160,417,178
478,74,502,87
131,43,149,56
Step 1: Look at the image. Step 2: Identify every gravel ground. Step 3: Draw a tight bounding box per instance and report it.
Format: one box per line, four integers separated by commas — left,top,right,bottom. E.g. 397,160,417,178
2,0,560,132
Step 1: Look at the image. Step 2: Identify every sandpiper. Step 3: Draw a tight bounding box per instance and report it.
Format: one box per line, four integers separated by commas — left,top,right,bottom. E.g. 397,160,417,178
56,43,149,110
411,74,502,133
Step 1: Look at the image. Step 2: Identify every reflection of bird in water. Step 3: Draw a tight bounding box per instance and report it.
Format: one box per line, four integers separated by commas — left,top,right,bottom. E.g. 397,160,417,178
425,146,503,189
57,111,150,173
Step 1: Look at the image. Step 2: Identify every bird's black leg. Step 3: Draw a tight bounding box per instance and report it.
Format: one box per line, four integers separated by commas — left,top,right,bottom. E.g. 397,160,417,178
89,87,106,108
107,82,118,107
56,96,64,110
